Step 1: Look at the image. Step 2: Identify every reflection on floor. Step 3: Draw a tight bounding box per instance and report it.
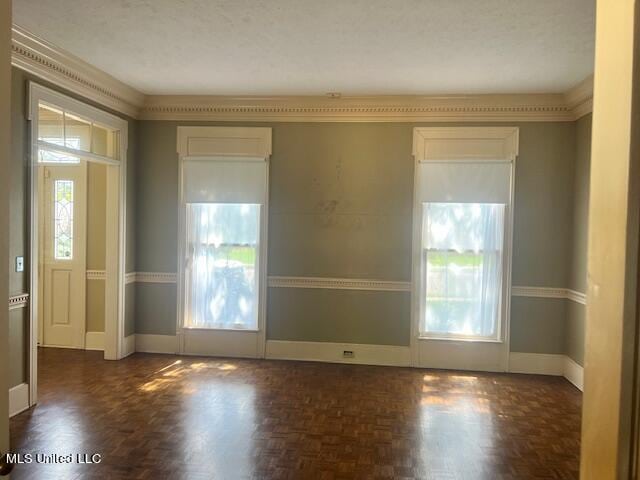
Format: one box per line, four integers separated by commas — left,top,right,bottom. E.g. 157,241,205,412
10,348,581,479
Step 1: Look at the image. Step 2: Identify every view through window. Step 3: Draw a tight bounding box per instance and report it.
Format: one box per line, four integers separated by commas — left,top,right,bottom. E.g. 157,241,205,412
422,202,505,339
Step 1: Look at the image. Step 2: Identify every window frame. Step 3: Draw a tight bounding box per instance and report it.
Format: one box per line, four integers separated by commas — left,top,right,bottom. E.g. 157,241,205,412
176,126,272,358
419,202,506,342
410,127,517,371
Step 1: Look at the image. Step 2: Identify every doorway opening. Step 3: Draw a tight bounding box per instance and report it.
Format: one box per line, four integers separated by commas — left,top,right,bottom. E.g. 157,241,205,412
28,83,128,406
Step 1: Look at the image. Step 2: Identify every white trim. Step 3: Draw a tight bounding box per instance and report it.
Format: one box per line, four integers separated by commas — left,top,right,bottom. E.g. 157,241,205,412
511,286,567,299
267,276,411,292
11,25,143,117
566,289,587,305
84,331,104,351
86,269,106,280
142,93,592,123
8,293,29,310
176,127,271,359
9,24,593,123
109,272,590,305
410,127,516,372
135,334,178,354
507,353,584,391
508,352,565,375
512,286,587,305
135,272,177,284
563,356,584,391
564,75,594,121
412,126,519,163
123,334,136,357
28,82,128,407
9,383,30,417
265,340,411,367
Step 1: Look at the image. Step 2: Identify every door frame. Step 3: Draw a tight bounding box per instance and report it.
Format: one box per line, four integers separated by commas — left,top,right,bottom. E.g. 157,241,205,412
176,126,271,358
409,127,518,372
27,83,128,405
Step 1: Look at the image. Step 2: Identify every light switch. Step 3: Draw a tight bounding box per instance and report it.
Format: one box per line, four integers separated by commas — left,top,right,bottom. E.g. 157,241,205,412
16,256,24,272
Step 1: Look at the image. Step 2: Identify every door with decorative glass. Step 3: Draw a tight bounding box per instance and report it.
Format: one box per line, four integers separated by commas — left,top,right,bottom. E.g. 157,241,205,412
41,162,87,348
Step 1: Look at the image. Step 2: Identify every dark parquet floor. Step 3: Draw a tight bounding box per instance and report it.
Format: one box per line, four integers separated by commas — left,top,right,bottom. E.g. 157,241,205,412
10,348,582,480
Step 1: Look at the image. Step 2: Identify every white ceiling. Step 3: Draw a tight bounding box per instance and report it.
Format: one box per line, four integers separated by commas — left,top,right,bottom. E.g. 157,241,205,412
12,0,595,96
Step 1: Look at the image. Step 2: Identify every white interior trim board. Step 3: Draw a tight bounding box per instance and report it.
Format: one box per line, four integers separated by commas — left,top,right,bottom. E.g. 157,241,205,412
563,356,584,391
566,289,587,305
512,286,587,304
9,383,30,417
508,352,565,376
267,276,411,292
135,272,177,284
142,94,588,122
135,334,178,354
265,340,411,367
123,334,136,357
9,293,29,310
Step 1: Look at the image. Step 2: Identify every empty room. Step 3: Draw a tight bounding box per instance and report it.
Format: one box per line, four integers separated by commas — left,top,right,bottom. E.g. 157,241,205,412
1,1,640,479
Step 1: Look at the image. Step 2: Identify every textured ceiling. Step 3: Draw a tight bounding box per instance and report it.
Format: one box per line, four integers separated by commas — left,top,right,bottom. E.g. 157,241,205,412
12,0,595,96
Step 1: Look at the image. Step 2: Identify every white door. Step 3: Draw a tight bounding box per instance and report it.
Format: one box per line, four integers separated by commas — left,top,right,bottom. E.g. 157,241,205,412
41,162,87,348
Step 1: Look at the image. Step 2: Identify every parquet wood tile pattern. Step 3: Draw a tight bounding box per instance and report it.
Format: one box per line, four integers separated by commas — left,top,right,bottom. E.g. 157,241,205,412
10,348,582,480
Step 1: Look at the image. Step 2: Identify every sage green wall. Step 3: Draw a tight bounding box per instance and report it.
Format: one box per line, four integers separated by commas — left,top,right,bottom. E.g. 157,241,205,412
9,67,137,386
565,113,592,366
135,120,577,352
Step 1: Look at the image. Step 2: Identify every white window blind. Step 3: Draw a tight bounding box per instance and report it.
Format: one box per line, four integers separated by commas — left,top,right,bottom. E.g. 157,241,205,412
182,159,267,204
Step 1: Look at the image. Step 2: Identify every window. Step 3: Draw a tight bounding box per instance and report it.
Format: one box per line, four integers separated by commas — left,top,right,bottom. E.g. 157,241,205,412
54,180,74,260
37,102,119,164
185,203,260,329
422,202,505,339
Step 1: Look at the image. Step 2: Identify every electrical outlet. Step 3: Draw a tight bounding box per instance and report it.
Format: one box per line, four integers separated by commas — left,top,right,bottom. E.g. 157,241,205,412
342,350,354,358
15,256,24,272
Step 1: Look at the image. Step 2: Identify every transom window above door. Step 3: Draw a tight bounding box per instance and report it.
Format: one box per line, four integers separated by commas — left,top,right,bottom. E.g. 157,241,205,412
36,101,120,164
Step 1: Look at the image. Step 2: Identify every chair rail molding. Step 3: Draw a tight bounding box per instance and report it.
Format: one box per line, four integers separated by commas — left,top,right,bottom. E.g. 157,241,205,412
512,286,587,305
10,23,593,123
8,293,29,310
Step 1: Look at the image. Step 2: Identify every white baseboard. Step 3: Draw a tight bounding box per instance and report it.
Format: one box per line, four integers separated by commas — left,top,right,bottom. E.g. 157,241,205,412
9,383,29,417
265,340,411,367
135,334,178,354
508,352,584,391
508,352,565,376
123,334,136,357
563,356,584,391
85,331,105,351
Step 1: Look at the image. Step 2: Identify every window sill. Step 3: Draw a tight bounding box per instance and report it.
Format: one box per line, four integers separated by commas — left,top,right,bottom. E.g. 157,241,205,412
417,335,503,344
182,327,260,333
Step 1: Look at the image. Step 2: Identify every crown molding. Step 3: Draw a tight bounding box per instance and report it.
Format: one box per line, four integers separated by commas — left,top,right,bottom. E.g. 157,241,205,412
564,75,594,120
140,92,589,123
11,24,144,118
10,23,593,123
